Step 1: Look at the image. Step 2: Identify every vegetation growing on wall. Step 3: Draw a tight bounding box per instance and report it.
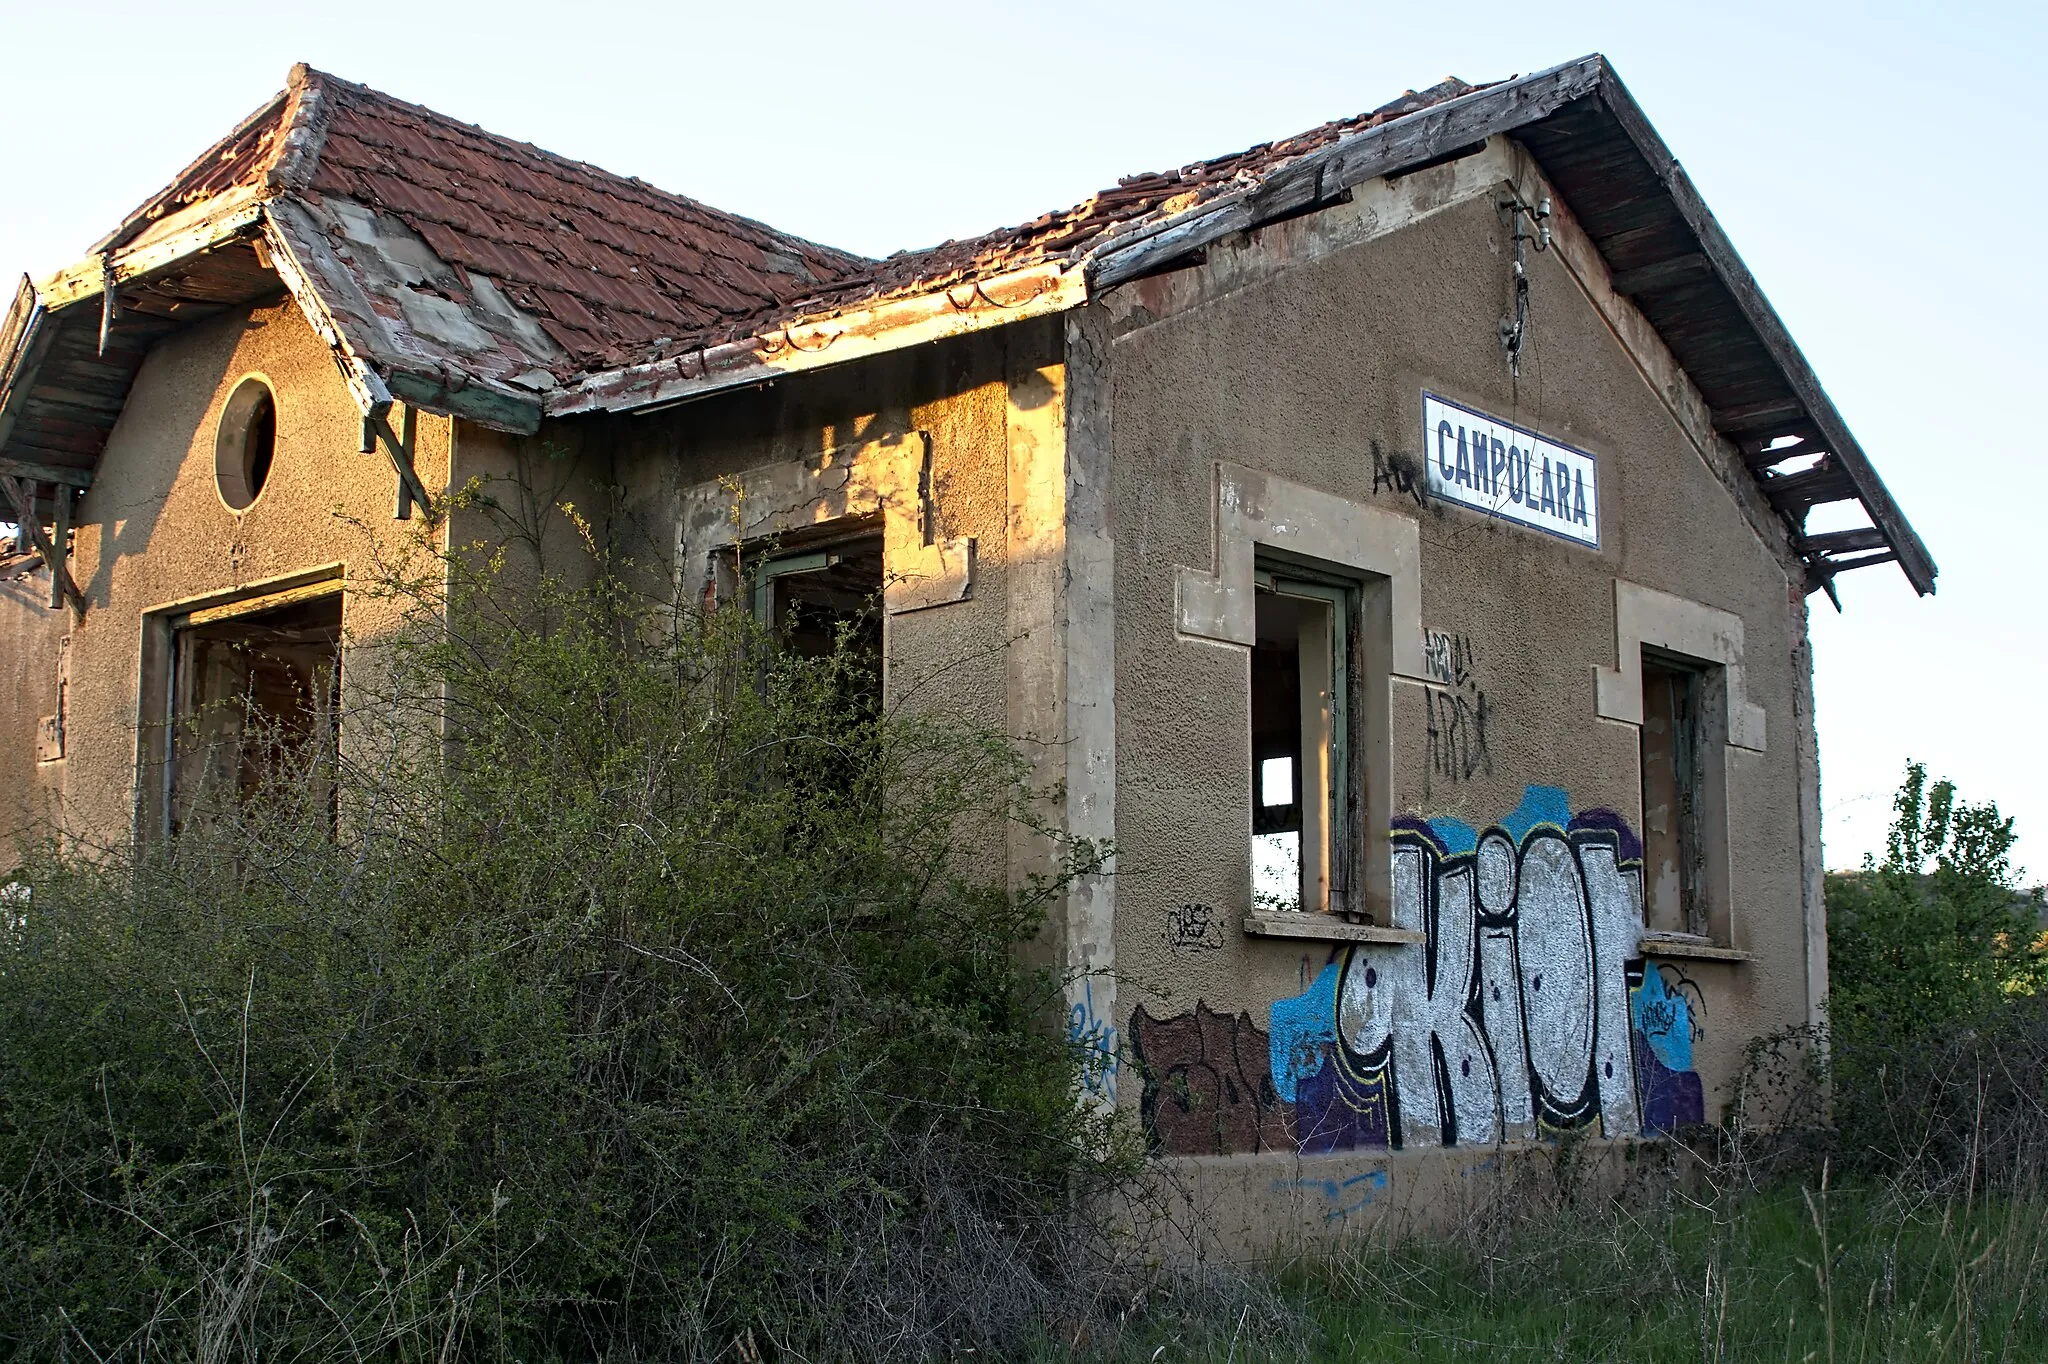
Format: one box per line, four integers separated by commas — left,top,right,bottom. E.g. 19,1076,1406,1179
0,537,1128,1361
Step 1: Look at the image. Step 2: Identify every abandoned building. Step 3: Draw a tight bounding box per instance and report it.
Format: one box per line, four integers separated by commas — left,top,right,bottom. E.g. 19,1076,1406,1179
0,55,1933,1246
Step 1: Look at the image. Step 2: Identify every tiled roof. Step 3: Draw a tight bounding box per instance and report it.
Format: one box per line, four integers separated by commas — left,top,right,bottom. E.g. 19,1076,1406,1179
88,67,1479,392
2,57,1936,596
293,73,869,372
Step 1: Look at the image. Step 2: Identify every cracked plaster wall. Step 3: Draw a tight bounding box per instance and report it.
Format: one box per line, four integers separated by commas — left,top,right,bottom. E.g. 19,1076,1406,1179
1102,179,1812,1219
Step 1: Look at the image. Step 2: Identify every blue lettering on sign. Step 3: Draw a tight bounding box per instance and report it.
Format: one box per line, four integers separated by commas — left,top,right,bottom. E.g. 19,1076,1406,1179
1419,392,1601,548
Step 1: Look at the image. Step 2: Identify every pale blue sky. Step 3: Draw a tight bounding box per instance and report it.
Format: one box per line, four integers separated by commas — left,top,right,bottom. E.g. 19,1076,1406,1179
2,1,2040,876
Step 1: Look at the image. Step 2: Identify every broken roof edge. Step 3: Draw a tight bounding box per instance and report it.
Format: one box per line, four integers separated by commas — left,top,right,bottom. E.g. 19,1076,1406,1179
556,52,1933,598
1583,70,1936,597
548,261,1085,418
1,56,1934,598
88,87,293,259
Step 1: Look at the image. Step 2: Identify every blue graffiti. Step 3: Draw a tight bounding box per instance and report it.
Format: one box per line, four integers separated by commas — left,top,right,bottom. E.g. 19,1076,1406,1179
1268,960,1341,1104
1274,1169,1389,1222
1498,784,1572,844
1069,977,1119,1102
1260,785,1705,1151
1631,964,1705,1133
1632,965,1694,1072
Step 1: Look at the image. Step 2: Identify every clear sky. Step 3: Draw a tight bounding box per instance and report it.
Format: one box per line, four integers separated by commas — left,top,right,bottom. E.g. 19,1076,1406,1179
2,1,2040,878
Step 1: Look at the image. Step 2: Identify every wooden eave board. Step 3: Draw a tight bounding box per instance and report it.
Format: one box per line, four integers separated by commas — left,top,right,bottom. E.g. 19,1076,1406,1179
1513,89,1933,593
0,241,285,491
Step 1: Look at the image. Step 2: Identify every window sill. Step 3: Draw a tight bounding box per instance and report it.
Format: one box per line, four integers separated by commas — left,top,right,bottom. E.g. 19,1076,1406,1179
1639,933,1752,963
1242,912,1427,945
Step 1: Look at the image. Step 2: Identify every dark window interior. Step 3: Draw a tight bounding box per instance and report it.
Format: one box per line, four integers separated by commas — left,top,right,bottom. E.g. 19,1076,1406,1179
1250,578,1347,914
1251,592,1306,846
1640,652,1706,936
242,390,276,501
761,538,885,676
171,593,341,829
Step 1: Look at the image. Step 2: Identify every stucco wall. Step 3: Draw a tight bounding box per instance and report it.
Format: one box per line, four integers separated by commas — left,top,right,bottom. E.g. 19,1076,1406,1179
0,576,68,857
1102,178,1811,1226
5,296,450,857
579,321,1057,744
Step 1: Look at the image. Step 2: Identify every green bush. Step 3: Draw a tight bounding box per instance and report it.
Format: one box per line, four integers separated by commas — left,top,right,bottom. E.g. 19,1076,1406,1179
0,554,1126,1360
1823,763,2047,1182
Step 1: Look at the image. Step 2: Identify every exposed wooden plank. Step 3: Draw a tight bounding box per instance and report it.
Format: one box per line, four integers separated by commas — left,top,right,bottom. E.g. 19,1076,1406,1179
368,408,432,517
1593,70,1936,595
38,193,265,312
1609,252,1710,296
46,483,69,611
1799,527,1888,555
1713,395,1806,433
0,276,52,463
261,205,399,422
1806,549,1898,597
1761,463,1854,506
184,577,342,626
0,475,83,612
0,457,93,488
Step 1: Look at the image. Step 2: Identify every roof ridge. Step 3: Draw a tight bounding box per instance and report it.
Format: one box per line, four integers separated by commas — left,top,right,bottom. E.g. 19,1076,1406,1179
91,86,294,257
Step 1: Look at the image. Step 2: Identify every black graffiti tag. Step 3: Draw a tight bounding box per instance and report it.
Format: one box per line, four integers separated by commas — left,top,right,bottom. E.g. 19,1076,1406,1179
1423,630,1491,787
1371,440,1428,509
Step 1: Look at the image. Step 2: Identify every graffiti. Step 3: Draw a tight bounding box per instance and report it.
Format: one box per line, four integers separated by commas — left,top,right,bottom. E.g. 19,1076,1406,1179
1132,786,1708,1156
1423,629,1491,788
1069,977,1119,1103
1632,964,1706,1132
1129,1002,1290,1155
1274,1169,1388,1222
1370,439,1428,509
1165,901,1225,953
1425,687,1493,786
1422,629,1477,687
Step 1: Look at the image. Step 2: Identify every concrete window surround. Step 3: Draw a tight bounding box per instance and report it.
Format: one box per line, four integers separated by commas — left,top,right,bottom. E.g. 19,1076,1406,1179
1178,462,1429,931
132,565,347,843
1595,580,1766,750
1595,578,1764,953
673,430,975,619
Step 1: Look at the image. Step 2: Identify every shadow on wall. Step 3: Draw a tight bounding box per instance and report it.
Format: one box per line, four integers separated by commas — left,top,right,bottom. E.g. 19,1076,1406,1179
1131,786,1705,1156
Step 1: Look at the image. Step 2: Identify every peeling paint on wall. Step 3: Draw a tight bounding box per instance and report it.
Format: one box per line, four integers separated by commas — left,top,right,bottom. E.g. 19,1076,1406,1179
1132,786,1707,1155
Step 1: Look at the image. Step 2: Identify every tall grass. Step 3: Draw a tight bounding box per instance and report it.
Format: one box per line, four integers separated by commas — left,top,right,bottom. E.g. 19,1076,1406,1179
1073,1172,2048,1362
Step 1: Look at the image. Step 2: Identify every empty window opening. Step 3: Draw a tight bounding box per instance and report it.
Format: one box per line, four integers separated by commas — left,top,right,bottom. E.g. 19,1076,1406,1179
747,534,886,810
215,376,278,512
169,592,342,832
751,536,885,674
1640,651,1708,937
1251,570,1352,914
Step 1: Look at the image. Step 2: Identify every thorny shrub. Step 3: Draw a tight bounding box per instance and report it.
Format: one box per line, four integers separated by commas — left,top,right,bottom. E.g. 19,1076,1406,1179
0,527,1136,1361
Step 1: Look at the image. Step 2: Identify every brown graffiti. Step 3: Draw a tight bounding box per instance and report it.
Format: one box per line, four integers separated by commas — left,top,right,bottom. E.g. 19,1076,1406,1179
1129,1002,1290,1156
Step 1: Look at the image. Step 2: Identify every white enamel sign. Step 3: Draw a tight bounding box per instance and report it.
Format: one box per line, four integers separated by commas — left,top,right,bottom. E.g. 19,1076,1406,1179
1422,392,1600,548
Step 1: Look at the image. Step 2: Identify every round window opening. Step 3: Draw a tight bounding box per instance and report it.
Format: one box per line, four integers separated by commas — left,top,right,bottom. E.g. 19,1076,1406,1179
215,377,277,511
